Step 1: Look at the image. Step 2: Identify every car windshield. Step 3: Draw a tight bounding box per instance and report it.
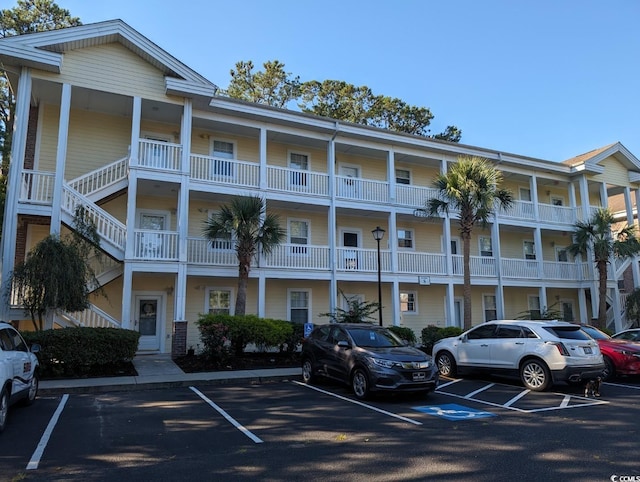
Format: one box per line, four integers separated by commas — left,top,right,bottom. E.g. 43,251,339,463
580,326,610,340
543,326,593,340
347,327,403,348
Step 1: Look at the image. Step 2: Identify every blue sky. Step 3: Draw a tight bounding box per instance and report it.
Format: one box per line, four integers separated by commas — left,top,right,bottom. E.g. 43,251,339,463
53,0,640,162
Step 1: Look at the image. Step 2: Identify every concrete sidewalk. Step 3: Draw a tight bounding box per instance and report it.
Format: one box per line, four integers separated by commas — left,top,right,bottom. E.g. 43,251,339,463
39,353,302,395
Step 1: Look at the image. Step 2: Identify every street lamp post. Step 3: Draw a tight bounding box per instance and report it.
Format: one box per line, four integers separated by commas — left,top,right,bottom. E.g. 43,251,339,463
371,226,385,326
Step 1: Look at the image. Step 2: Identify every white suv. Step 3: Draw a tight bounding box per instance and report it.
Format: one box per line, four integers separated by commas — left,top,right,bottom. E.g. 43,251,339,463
432,320,604,391
0,322,40,432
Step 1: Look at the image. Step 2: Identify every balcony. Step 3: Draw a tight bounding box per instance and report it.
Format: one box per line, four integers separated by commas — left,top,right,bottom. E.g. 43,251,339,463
133,230,179,260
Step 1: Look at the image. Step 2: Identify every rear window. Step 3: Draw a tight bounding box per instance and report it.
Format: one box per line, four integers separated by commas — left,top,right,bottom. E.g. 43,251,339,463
543,326,592,340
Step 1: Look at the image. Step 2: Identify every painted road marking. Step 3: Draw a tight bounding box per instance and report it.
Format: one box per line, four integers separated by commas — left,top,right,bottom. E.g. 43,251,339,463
292,380,423,425
190,386,263,443
27,394,69,470
436,379,608,413
413,403,496,420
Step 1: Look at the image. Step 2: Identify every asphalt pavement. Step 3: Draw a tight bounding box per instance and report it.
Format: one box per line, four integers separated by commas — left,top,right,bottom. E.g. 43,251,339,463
38,353,302,395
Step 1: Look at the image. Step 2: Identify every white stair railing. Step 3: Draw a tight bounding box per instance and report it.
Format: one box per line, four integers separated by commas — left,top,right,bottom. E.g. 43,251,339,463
69,156,129,197
62,304,121,328
62,184,126,254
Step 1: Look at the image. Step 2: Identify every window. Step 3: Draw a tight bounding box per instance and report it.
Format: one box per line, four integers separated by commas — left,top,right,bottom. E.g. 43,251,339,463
496,326,523,338
341,294,364,312
289,152,309,187
519,187,532,202
209,232,233,251
395,169,411,185
400,292,417,313
556,248,569,262
467,324,496,340
479,237,493,257
523,240,536,260
212,140,235,177
290,290,310,323
483,294,497,321
528,295,541,319
289,219,309,254
207,289,232,315
551,196,564,206
397,229,414,249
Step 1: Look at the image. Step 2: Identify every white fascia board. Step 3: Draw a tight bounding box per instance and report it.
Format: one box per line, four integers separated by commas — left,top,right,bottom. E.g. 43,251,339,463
628,172,640,183
0,43,62,72
165,78,216,99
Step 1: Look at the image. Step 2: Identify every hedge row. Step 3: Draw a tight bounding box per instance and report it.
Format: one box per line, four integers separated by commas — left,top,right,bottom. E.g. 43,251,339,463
196,314,304,358
421,325,464,354
22,327,140,378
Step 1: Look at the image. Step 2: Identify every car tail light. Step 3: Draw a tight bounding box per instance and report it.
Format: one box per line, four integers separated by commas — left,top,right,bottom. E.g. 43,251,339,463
552,342,570,356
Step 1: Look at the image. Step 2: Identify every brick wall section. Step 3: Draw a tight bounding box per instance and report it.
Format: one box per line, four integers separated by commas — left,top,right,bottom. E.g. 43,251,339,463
24,105,38,169
172,321,188,358
15,215,50,264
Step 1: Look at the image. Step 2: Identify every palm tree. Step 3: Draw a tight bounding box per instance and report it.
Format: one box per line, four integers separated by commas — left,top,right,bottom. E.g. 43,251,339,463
426,156,513,330
203,196,285,316
567,208,640,329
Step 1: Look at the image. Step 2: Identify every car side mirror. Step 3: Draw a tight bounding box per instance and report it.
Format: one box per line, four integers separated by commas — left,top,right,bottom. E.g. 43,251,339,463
460,335,468,343
337,340,350,349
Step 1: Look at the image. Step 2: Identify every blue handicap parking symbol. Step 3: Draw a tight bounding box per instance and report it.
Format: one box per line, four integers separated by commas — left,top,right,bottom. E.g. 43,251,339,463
413,403,496,421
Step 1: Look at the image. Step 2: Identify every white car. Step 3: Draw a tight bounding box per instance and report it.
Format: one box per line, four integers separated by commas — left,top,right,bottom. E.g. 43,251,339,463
432,320,604,391
0,322,40,432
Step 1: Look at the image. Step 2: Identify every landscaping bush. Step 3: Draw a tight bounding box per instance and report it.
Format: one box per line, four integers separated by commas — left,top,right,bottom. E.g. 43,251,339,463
387,326,417,345
197,322,230,363
197,314,297,356
421,325,463,354
281,322,304,354
21,327,140,378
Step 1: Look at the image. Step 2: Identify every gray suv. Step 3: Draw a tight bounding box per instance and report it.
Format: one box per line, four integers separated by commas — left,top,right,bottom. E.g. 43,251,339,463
301,323,439,399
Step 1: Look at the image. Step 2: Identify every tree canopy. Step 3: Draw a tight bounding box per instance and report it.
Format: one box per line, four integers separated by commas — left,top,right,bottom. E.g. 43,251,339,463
223,60,461,142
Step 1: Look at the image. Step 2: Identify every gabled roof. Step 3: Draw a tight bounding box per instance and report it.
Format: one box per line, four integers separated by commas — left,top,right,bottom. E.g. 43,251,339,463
0,19,217,97
563,142,640,177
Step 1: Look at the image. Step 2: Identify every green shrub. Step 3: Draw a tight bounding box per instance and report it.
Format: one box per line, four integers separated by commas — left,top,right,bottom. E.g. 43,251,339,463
387,326,417,345
281,322,304,354
421,325,463,354
197,314,299,356
21,327,140,378
198,322,230,363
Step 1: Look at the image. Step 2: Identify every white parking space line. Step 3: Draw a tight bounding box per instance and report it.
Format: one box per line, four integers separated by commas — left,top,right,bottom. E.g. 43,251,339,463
464,383,495,399
189,387,263,444
292,381,423,425
503,389,530,407
604,381,640,390
437,379,462,389
27,394,69,470
436,388,528,413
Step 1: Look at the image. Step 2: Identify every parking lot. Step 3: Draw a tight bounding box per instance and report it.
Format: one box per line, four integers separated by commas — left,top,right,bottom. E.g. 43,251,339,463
2,376,640,481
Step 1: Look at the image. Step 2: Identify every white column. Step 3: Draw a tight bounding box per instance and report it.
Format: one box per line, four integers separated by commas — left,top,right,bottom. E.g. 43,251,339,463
530,175,540,220
445,283,456,327
130,97,141,166
534,227,543,278
50,83,72,235
258,274,266,317
0,67,32,320
539,287,548,316
259,127,267,190
579,175,590,220
388,211,397,272
121,263,134,329
387,148,395,202
391,279,400,326
600,181,609,208
328,138,337,313
578,288,588,324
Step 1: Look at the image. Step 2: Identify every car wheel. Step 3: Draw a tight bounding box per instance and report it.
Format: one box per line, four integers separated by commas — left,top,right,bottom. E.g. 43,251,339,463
0,387,8,433
602,356,615,381
436,351,457,377
301,358,315,384
22,372,39,406
520,359,551,391
351,368,370,400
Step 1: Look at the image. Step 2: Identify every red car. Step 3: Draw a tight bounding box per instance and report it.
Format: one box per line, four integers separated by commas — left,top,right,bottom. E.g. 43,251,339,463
581,325,640,380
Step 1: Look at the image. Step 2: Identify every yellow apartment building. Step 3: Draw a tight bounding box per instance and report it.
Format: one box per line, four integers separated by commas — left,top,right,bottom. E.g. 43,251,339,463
1,20,639,356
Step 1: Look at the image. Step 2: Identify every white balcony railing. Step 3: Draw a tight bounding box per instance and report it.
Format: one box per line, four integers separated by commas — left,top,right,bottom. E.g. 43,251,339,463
395,185,438,208
397,251,447,274
500,200,536,221
132,230,179,260
187,237,238,266
336,247,390,272
20,170,55,204
501,258,541,279
543,261,582,280
538,203,576,224
452,255,497,277
335,176,389,203
264,244,330,270
266,166,329,197
138,139,182,170
190,154,259,188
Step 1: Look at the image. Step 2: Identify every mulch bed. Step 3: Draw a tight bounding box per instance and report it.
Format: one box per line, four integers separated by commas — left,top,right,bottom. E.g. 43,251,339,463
173,352,301,373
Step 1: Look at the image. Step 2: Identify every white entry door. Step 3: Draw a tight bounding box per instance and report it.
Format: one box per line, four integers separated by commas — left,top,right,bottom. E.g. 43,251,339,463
134,294,163,351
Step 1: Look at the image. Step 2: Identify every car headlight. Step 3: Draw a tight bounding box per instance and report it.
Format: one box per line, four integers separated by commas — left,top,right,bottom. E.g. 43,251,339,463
370,357,399,369
614,348,640,358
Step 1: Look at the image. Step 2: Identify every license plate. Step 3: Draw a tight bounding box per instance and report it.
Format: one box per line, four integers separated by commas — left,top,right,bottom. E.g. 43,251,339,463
583,347,592,354
412,372,426,381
